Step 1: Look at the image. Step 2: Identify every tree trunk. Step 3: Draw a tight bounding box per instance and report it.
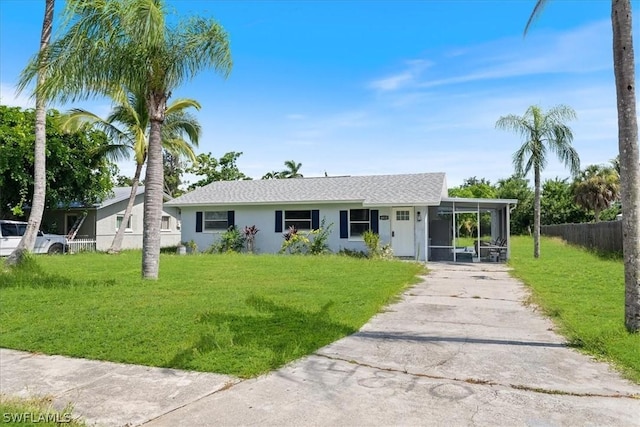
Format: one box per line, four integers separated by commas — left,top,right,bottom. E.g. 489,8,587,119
142,94,166,279
613,0,640,332
108,162,143,254
533,164,541,258
6,0,54,266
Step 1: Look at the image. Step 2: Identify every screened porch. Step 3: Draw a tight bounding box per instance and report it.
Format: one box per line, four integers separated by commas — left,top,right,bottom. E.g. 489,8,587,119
427,197,518,263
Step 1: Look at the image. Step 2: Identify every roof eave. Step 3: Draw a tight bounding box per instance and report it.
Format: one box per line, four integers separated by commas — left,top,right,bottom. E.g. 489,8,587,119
164,199,367,208
441,197,519,205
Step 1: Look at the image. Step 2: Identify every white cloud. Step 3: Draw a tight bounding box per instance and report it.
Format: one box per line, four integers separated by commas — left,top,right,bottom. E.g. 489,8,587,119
367,20,612,95
368,59,433,92
369,71,415,91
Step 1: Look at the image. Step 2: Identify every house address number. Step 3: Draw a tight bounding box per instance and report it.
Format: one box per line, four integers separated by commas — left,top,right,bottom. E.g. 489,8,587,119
379,215,389,220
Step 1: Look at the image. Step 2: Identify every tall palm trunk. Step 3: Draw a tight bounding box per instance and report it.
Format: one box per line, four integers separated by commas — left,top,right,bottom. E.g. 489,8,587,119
6,0,54,266
594,207,602,223
612,0,640,332
533,164,541,258
142,95,166,279
108,161,143,254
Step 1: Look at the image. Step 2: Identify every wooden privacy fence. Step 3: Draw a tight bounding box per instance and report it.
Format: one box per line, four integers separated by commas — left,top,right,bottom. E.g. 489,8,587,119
541,221,623,253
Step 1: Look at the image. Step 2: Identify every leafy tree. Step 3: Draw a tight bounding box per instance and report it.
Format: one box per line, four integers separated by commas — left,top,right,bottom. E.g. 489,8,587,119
526,0,639,341
163,151,185,197
0,106,114,218
115,175,135,187
62,91,201,253
573,165,620,222
186,152,251,189
6,0,55,265
20,0,232,279
496,105,580,258
448,177,497,236
541,178,589,225
449,177,497,199
495,175,534,235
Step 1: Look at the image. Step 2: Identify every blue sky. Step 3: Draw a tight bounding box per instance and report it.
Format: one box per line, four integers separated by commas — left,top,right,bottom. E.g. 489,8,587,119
0,1,635,188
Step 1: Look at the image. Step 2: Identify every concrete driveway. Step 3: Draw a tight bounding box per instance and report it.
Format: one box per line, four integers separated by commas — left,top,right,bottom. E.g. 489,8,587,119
2,262,639,426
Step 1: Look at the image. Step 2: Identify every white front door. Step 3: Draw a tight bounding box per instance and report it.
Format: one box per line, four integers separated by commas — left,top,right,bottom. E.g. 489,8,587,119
391,207,415,257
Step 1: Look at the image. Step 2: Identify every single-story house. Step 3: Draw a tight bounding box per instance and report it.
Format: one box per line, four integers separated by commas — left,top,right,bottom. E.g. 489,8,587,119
165,173,517,262
43,186,181,251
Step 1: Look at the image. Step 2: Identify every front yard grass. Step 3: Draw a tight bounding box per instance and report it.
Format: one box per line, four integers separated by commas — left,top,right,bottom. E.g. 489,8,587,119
0,395,85,426
0,253,422,378
508,235,640,383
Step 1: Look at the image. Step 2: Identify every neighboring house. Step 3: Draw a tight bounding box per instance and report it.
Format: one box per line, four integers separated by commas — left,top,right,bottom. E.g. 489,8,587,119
43,187,181,251
165,173,517,262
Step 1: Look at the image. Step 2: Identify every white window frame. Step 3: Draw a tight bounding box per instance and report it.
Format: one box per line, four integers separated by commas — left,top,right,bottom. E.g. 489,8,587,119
116,215,133,232
284,210,312,231
161,215,171,231
396,210,410,221
349,209,370,240
203,211,228,232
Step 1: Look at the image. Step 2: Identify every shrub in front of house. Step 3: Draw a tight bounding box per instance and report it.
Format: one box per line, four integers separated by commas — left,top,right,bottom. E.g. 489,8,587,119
363,230,394,260
243,225,259,253
279,219,333,255
207,226,245,253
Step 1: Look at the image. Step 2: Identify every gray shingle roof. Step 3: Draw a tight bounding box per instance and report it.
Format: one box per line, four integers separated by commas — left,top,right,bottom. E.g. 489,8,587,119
97,186,145,209
166,173,447,207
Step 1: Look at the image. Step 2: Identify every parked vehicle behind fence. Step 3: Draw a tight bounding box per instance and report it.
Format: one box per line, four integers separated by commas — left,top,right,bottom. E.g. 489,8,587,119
0,220,68,256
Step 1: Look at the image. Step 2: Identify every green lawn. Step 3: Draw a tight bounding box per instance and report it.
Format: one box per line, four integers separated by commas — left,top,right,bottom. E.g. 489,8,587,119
0,396,85,426
0,253,422,378
508,235,640,382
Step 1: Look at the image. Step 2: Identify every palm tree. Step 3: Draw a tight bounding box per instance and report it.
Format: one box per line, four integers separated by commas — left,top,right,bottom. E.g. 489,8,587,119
525,0,639,336
496,105,580,258
261,171,282,180
611,0,639,332
20,0,232,279
281,160,303,178
611,155,621,175
63,90,201,253
6,0,55,266
573,165,620,222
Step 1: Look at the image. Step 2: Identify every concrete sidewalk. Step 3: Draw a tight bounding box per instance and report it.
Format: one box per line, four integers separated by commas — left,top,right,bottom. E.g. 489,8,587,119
2,262,639,426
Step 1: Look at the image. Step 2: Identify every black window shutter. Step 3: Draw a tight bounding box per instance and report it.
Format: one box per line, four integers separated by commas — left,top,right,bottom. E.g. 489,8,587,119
311,210,320,230
339,210,348,239
227,210,235,228
195,211,203,233
370,209,379,234
275,210,283,233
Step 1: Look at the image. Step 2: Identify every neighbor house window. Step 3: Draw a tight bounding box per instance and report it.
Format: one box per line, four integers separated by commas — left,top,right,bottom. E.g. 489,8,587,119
196,211,234,233
116,215,132,231
161,216,170,230
285,210,312,230
204,211,228,230
350,209,370,238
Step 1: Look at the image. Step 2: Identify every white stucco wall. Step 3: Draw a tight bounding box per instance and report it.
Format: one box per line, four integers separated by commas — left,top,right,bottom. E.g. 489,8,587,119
95,195,181,251
178,204,428,260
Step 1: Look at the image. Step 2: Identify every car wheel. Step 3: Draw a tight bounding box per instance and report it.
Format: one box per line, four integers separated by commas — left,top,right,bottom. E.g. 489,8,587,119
48,243,63,255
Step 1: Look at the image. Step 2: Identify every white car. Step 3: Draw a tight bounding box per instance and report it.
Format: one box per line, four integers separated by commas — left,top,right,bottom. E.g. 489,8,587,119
0,220,68,256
